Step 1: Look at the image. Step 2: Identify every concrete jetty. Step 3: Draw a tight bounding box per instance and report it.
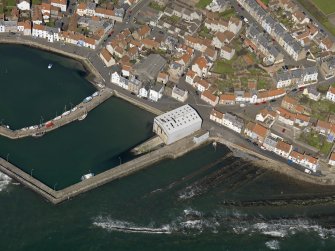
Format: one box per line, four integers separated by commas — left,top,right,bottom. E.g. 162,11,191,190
0,88,112,139
0,131,207,204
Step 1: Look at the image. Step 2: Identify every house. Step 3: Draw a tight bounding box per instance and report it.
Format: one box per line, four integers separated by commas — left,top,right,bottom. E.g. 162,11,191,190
195,79,210,92
319,37,335,52
329,152,335,167
289,150,304,165
51,0,67,12
210,109,224,124
201,90,219,106
256,108,277,125
277,107,296,126
171,86,188,102
222,113,244,133
149,83,164,102
153,104,202,145
301,155,318,172
281,96,304,114
244,122,269,143
191,56,210,77
263,135,278,152
303,86,321,101
100,48,115,67
122,65,132,77
128,76,142,95
315,120,331,135
138,84,150,98
185,70,197,85
319,55,335,79
292,11,309,25
326,86,335,102
220,45,235,60
295,113,310,127
206,0,230,12
17,20,31,35
17,0,30,11
157,72,169,84
219,93,235,105
274,140,292,158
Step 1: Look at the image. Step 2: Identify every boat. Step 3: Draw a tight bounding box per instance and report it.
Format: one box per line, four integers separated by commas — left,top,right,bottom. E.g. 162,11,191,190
78,112,87,121
81,173,94,181
32,132,45,138
62,111,71,116
83,96,93,103
53,115,62,121
92,91,99,97
48,63,53,69
71,107,77,112
45,121,54,128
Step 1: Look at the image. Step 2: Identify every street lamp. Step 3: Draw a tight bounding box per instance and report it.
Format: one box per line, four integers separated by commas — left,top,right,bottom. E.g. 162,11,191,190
6,153,9,162
53,182,58,191
30,168,34,177
118,156,122,165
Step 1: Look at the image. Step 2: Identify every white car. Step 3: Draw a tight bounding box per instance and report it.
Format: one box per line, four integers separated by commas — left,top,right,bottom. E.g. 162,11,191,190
304,169,312,174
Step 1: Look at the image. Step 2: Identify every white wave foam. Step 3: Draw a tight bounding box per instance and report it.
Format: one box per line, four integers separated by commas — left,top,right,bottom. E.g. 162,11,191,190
265,240,280,250
93,217,171,234
0,172,11,192
240,219,335,239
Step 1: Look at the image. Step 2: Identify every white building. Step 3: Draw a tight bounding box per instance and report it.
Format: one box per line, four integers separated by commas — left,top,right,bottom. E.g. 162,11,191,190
17,0,30,11
153,105,202,145
329,152,335,166
51,0,67,12
171,86,188,102
326,86,335,102
149,84,164,102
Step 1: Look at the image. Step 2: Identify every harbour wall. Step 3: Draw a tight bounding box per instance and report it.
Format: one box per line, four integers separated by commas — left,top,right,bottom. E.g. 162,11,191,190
0,37,103,84
113,90,163,116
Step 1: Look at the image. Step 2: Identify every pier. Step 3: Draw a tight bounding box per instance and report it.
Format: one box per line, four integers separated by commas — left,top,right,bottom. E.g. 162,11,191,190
0,88,112,139
0,131,207,204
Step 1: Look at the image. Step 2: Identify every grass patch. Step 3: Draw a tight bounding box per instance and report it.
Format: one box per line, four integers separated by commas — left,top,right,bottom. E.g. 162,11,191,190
199,26,213,39
311,0,335,15
300,96,335,120
297,0,335,36
212,59,234,74
32,0,42,4
320,141,334,155
257,79,269,90
6,0,15,6
259,0,270,5
149,2,165,11
219,8,235,19
196,0,212,9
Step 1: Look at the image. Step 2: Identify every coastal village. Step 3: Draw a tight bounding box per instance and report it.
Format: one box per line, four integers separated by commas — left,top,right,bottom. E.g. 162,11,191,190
1,0,335,179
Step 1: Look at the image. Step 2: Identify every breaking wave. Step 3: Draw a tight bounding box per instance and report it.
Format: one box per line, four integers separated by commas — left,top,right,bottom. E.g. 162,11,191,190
93,208,335,240
0,172,11,192
232,218,335,239
265,240,280,250
93,217,172,234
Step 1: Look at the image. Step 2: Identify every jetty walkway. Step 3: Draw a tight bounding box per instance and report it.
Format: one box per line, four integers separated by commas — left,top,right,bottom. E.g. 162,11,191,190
0,88,112,139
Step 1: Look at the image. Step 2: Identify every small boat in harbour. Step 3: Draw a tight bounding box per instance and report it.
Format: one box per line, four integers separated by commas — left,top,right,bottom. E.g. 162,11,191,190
71,107,77,112
53,115,62,121
62,111,71,116
92,91,99,97
78,112,87,121
32,132,45,138
81,173,94,181
48,63,53,69
83,96,93,103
